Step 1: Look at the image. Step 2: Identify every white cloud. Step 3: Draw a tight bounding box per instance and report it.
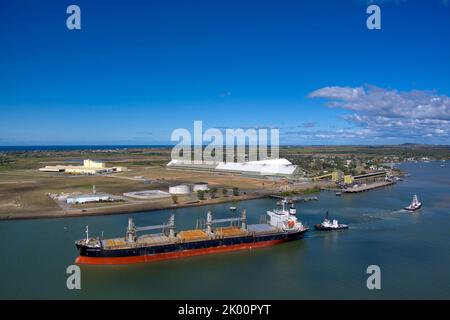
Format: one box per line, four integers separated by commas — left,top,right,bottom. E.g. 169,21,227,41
305,85,450,143
309,86,365,101
309,85,450,120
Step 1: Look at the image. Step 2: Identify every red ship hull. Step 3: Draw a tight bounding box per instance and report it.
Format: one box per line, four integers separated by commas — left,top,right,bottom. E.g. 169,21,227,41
76,238,290,265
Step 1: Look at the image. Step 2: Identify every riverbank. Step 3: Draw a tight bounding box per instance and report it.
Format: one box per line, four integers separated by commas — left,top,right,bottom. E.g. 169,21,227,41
0,193,267,221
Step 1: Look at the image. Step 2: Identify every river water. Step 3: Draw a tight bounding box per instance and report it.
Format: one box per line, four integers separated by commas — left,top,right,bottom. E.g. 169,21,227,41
0,161,449,299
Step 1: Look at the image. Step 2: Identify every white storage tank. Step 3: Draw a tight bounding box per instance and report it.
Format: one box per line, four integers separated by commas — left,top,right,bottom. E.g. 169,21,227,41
192,182,209,192
169,184,191,195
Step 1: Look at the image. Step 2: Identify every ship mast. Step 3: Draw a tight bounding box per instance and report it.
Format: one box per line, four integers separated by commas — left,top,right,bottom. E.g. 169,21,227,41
126,218,136,242
241,209,247,230
168,214,175,238
206,211,213,235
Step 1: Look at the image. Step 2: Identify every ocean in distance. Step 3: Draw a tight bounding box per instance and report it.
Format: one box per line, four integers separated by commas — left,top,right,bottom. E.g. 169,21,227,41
0,145,173,152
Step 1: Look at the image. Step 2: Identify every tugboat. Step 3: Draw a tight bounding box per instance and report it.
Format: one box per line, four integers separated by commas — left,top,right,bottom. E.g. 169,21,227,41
314,211,349,231
404,194,422,211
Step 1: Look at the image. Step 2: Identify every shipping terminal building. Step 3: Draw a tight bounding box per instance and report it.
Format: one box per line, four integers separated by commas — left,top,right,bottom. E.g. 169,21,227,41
167,158,308,181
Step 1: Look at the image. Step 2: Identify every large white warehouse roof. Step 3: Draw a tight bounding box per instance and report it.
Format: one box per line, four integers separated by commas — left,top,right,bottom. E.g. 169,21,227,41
216,159,297,176
167,158,301,177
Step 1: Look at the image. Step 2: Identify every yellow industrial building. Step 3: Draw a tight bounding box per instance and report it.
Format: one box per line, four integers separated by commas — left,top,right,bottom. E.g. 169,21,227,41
39,159,126,175
313,170,389,185
312,170,344,182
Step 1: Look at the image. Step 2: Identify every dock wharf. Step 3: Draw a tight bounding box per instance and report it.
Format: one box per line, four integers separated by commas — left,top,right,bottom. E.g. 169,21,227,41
269,195,319,202
322,180,396,193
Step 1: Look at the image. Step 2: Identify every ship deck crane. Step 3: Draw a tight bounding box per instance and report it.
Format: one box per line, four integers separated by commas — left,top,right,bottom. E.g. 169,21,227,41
126,214,175,242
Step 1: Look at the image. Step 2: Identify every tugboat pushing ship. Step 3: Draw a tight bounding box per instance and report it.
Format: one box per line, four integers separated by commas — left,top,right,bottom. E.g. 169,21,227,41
75,202,308,265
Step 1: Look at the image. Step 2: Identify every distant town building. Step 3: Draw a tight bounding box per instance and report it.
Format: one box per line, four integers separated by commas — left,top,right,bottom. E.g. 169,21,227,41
39,159,127,175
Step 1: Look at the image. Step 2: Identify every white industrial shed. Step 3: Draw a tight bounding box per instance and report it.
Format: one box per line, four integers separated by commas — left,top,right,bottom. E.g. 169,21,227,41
167,158,304,179
66,194,110,204
215,159,299,177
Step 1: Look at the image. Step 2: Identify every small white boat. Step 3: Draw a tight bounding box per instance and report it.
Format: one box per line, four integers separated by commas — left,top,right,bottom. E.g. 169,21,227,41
404,194,422,211
229,206,237,211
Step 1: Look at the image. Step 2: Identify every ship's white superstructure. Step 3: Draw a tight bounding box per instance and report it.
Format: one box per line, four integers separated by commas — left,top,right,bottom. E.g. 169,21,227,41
267,199,305,231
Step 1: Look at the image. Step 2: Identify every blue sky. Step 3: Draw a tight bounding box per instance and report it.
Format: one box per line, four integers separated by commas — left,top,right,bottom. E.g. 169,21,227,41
0,0,449,145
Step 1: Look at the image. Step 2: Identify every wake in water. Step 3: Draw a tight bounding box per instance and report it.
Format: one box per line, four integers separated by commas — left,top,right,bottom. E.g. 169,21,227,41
303,209,407,235
338,209,407,230
362,209,405,220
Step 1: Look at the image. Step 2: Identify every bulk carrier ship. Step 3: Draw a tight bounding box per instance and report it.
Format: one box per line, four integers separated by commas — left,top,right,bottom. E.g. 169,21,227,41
75,202,309,265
